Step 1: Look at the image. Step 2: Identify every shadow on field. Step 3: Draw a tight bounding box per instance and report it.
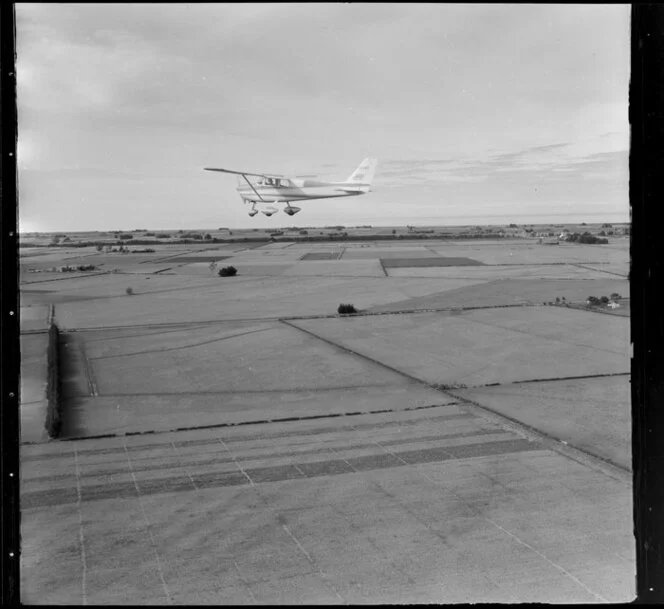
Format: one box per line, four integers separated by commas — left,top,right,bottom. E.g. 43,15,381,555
58,332,90,438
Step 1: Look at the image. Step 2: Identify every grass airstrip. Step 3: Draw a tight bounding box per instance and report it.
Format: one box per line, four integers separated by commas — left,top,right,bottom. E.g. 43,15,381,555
19,225,633,604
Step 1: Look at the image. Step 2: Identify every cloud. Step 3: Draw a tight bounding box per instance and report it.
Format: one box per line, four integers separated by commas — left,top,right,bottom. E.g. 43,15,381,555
16,4,630,231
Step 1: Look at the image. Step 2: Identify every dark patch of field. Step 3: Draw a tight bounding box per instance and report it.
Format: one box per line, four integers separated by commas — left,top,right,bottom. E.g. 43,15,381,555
300,252,341,261
381,257,483,268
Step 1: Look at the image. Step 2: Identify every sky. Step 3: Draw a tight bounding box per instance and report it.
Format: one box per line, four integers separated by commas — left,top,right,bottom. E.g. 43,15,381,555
16,3,630,232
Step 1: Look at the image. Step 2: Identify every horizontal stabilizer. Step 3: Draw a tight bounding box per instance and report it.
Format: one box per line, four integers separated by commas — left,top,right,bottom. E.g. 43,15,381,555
336,187,366,194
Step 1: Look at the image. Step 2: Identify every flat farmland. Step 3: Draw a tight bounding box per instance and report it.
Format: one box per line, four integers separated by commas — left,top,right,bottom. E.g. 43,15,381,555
66,384,453,436
20,274,221,307
385,263,610,279
87,322,405,394
51,275,515,329
428,241,629,266
20,333,50,443
454,375,631,470
19,232,635,604
291,306,629,387
341,247,442,260
368,277,630,313
282,259,386,277
63,320,448,436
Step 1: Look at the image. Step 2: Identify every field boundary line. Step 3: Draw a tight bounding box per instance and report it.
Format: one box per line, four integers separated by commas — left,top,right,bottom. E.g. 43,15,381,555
569,262,628,278
282,320,632,481
443,388,631,481
20,271,112,284
281,318,431,387
61,299,626,334
509,371,629,385
41,401,459,444
78,337,98,397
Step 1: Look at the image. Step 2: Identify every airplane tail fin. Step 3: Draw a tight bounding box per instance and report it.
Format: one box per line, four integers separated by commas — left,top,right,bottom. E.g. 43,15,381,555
345,158,378,192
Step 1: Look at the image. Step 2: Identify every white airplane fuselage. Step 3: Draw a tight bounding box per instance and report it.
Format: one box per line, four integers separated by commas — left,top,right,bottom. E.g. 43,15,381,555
237,179,370,204
204,158,377,216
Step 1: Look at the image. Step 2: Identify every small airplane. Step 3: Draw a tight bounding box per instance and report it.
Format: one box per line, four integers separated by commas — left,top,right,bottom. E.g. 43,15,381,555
204,158,378,217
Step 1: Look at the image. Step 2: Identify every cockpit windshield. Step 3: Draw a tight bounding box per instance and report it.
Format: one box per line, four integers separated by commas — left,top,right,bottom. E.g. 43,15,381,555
257,177,290,188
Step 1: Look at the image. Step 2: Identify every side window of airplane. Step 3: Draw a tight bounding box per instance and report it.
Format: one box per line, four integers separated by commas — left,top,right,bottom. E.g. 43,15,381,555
281,179,290,188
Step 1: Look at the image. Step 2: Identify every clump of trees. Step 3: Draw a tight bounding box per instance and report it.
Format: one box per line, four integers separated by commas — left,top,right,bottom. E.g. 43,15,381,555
431,382,468,390
156,233,171,238
567,231,608,244
126,287,134,295
218,265,238,277
586,294,622,307
338,303,358,315
59,264,97,272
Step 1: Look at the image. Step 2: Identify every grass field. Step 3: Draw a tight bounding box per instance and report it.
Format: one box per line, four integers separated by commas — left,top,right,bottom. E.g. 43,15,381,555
368,277,630,313
19,226,634,604
87,322,405,395
292,307,629,387
455,375,631,470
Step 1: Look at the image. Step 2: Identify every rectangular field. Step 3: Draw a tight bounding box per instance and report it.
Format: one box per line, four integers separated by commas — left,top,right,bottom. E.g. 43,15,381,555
381,257,484,268
368,277,630,313
291,307,629,387
455,375,631,470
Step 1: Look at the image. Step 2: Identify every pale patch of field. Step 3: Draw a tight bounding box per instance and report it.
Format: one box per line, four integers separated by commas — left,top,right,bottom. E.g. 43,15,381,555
52,275,489,328
257,241,296,249
25,273,217,300
455,375,631,470
90,321,405,395
386,264,607,279
292,307,629,387
83,321,273,359
429,240,629,264
427,243,627,266
20,333,50,443
19,304,50,330
282,259,386,277
61,383,447,435
580,263,629,277
368,278,630,313
341,248,441,260
117,264,181,275
216,263,295,277
222,251,307,264
167,262,236,276
21,271,109,286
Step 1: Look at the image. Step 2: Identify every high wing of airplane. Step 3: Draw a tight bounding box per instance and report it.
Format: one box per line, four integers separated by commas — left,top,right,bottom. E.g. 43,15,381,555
204,158,377,217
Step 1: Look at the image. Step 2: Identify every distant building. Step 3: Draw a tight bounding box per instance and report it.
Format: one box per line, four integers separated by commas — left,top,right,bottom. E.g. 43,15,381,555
608,301,621,309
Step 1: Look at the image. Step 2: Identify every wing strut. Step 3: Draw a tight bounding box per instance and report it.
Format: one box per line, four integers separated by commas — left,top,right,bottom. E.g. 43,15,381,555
242,174,264,201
